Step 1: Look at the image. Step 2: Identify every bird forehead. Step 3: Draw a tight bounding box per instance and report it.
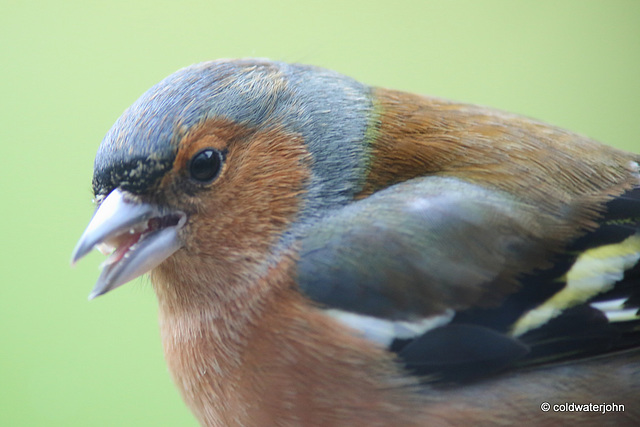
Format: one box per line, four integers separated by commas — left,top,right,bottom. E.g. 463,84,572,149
92,60,292,196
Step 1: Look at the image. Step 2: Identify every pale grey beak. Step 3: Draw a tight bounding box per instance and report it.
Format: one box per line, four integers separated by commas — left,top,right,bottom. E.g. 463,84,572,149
71,188,186,299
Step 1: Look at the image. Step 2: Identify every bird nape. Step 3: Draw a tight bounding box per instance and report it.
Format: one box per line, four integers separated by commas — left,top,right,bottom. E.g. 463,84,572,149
72,59,640,426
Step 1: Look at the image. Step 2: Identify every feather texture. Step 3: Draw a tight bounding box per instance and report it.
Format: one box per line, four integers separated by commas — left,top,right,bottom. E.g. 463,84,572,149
73,59,640,426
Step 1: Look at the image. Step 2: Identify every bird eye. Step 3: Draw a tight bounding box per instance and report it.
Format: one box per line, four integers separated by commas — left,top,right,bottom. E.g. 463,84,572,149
189,149,223,183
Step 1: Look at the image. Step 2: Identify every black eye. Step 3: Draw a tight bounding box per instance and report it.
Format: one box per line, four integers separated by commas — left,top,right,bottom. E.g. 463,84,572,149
189,149,223,183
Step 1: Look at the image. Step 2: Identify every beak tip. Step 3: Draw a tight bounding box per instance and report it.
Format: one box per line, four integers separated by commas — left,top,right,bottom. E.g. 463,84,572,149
88,288,104,300
70,252,81,267
88,279,109,300
71,241,92,266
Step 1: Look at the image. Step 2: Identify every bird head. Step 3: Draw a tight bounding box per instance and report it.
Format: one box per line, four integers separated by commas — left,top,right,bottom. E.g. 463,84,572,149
71,59,376,299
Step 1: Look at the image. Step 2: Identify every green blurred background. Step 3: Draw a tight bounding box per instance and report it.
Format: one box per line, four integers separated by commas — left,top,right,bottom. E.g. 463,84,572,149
1,1,639,425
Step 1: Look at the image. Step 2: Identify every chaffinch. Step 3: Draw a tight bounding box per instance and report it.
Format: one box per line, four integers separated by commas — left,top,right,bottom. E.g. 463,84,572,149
72,59,640,426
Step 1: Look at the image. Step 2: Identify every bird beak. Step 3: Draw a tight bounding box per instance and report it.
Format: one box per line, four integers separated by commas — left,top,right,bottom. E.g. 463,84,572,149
71,188,187,299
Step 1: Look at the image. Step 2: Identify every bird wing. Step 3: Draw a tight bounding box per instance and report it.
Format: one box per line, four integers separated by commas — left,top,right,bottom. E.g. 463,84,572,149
296,176,640,381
